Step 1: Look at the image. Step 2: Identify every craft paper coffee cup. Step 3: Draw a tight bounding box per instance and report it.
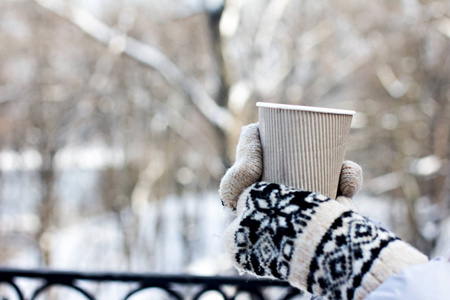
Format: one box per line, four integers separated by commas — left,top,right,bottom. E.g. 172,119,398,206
257,102,355,199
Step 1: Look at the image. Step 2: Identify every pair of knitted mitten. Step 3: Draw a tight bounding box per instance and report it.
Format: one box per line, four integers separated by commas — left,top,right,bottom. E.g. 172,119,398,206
219,124,428,300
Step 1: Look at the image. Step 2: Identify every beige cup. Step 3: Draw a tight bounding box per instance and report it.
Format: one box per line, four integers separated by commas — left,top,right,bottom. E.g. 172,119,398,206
257,102,355,199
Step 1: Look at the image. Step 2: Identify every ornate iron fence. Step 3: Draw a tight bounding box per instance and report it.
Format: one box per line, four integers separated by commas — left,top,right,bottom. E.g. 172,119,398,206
0,268,308,300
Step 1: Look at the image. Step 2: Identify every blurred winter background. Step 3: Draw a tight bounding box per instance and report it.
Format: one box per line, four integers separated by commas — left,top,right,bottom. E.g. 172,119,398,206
0,0,449,288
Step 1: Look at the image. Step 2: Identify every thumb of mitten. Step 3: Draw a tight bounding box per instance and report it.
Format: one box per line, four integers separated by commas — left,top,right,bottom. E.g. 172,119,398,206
336,160,363,211
219,123,262,211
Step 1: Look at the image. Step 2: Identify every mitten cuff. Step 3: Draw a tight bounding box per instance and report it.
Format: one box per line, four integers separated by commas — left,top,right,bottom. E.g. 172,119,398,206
290,207,428,300
353,240,428,300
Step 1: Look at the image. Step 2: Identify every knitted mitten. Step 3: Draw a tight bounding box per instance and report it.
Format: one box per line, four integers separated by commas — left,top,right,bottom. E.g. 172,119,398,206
220,124,429,300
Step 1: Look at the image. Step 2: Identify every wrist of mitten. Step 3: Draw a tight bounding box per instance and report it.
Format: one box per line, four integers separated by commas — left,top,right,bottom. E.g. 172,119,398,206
224,182,428,300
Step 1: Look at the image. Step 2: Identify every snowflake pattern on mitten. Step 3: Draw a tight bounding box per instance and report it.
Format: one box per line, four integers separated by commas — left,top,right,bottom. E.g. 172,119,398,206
234,182,330,279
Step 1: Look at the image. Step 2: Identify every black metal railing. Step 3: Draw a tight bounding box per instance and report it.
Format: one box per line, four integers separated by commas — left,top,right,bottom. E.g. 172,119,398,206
0,268,307,300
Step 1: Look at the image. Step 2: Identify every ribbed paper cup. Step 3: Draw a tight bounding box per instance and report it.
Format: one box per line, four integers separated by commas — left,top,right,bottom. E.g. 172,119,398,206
257,102,355,199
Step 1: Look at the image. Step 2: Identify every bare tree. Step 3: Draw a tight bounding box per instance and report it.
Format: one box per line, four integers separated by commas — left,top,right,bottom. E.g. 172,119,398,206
0,0,449,273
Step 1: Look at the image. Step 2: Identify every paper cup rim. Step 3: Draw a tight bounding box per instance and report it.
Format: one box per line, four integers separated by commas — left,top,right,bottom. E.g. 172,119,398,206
257,102,356,115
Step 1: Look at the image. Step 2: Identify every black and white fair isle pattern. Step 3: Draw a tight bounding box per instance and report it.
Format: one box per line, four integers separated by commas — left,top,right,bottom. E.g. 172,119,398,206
234,182,330,279
307,211,398,300
234,182,399,300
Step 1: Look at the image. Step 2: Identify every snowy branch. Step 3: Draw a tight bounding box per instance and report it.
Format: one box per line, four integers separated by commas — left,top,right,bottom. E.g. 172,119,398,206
33,0,234,132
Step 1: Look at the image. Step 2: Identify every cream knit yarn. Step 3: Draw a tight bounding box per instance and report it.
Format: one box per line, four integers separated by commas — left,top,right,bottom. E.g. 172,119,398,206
220,124,428,300
219,123,262,211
